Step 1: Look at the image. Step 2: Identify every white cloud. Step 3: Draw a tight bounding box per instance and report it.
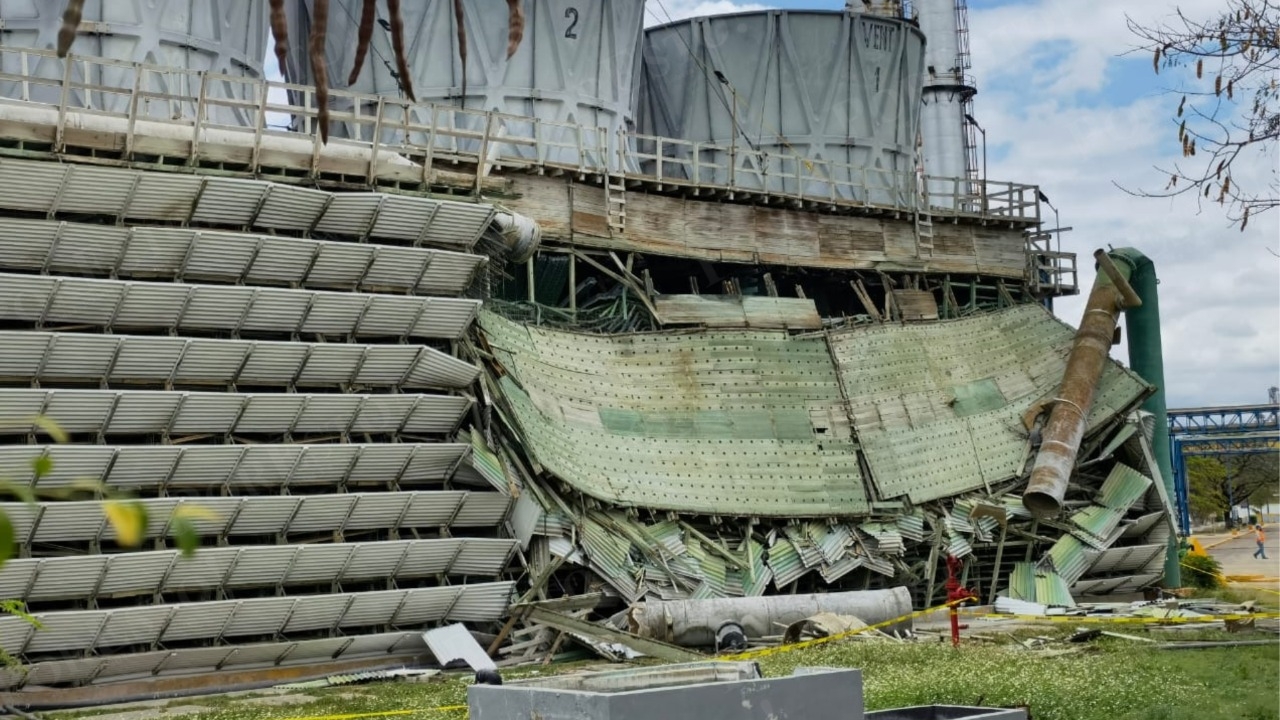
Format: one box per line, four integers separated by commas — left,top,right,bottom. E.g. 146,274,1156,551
970,0,1280,408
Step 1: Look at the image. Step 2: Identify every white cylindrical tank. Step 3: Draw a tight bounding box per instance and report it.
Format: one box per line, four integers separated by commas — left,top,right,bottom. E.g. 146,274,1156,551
915,0,974,203
0,0,270,127
636,11,925,205
284,0,645,169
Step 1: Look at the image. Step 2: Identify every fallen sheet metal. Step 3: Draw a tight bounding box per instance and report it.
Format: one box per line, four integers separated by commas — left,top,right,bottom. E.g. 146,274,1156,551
424,624,497,672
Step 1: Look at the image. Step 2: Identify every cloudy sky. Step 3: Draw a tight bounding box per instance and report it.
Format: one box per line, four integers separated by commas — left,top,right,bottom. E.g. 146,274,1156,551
269,0,1279,408
645,0,1279,409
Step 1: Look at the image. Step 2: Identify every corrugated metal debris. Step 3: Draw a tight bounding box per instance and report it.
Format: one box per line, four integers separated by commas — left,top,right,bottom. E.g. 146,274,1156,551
474,302,1171,629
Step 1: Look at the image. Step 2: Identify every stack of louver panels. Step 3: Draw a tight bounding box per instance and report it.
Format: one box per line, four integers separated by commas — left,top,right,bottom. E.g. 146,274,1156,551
0,158,515,690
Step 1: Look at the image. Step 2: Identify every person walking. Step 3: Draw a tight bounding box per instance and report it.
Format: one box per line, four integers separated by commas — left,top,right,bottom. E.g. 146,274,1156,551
1253,524,1268,560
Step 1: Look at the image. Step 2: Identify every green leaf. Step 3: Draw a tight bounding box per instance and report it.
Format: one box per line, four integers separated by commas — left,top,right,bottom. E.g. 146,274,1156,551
0,512,13,571
29,416,68,444
171,516,199,559
30,455,53,480
0,480,37,507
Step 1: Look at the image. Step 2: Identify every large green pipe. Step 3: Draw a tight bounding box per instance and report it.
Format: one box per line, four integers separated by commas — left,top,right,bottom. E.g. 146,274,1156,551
1108,247,1180,588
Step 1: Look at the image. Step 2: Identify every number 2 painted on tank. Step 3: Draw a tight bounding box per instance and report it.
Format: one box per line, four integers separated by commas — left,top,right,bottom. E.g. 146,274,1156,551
564,7,579,39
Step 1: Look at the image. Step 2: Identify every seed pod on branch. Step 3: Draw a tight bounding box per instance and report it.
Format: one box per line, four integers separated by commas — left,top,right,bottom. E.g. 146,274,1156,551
311,0,331,144
348,0,377,86
454,0,468,104
56,0,85,58
269,0,290,77
388,0,417,101
507,0,525,59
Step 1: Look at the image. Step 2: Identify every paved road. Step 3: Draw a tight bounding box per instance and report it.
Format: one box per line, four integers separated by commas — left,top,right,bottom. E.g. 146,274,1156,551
1203,531,1280,584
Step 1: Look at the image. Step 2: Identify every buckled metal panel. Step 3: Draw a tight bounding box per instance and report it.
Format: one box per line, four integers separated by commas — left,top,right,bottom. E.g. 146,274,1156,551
24,657,104,688
1071,572,1161,596
829,304,1151,504
479,311,868,517
0,274,482,340
1085,543,1166,576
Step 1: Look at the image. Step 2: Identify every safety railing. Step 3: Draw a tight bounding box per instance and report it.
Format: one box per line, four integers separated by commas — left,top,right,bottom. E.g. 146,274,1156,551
0,46,1040,224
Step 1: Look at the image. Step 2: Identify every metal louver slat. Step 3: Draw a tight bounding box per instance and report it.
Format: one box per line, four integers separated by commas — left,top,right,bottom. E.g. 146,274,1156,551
0,274,482,339
119,227,190,275
123,173,203,223
369,194,438,241
27,556,107,602
94,606,172,650
182,231,259,280
189,177,269,227
0,158,66,213
424,203,495,248
254,184,329,231
48,223,124,274
0,218,55,269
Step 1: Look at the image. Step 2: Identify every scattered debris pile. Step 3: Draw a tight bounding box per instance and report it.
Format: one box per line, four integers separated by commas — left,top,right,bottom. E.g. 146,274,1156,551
465,300,1178,657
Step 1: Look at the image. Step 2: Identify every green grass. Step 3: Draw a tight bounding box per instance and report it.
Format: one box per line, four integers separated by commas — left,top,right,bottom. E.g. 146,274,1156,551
49,630,1280,720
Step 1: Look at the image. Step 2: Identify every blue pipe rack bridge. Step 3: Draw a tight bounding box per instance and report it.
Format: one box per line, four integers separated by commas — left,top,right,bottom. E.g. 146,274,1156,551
1168,403,1280,535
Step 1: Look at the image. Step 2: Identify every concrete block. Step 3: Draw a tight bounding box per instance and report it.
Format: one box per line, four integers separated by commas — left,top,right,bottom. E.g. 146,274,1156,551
467,662,862,720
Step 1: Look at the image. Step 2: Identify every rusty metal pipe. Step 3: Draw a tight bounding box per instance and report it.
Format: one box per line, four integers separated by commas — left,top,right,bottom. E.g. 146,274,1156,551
1022,249,1140,518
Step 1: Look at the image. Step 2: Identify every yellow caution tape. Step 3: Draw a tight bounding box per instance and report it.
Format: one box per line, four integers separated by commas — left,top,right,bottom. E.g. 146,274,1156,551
280,706,466,720
973,612,1280,625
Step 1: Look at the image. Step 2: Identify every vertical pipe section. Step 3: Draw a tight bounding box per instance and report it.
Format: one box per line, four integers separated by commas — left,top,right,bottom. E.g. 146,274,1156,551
1023,249,1140,518
1108,247,1180,588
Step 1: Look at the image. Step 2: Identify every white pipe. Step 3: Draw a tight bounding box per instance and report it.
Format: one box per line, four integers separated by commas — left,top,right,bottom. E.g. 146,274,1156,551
627,588,913,647
0,100,420,173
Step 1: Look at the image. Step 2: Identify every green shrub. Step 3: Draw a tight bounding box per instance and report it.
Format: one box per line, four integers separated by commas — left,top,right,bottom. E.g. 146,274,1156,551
1182,552,1224,589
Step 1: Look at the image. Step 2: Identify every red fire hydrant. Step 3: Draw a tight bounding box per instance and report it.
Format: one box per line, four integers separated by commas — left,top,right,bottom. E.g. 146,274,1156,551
944,554,973,648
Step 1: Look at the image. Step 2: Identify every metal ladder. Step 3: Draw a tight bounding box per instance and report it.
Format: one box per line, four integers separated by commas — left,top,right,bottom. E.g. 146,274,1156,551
605,173,627,235
913,165,934,257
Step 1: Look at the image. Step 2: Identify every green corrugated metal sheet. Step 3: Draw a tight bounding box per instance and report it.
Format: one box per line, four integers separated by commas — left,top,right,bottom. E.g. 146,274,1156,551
829,304,1150,504
1070,505,1127,549
1008,562,1037,601
1096,462,1154,511
465,430,509,493
1047,534,1097,584
1035,569,1077,608
765,538,805,588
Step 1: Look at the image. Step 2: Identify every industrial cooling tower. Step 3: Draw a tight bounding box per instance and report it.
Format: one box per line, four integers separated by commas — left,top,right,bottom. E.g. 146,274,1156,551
636,10,925,204
283,0,645,169
0,0,269,126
